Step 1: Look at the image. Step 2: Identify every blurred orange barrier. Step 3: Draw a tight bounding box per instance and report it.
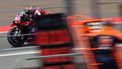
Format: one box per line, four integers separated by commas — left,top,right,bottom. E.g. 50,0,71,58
104,17,122,69
114,44,122,69
67,15,122,69
67,15,106,69
83,22,122,69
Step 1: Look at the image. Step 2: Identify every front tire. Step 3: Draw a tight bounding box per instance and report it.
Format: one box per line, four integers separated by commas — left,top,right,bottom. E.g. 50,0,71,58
7,27,25,47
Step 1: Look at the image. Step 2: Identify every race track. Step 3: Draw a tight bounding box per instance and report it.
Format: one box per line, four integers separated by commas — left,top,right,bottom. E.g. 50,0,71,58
0,26,16,49
0,0,121,49
0,0,121,69
0,33,13,49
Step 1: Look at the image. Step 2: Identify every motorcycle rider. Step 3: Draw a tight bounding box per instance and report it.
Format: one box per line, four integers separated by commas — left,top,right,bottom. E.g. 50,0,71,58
13,6,49,41
13,6,49,28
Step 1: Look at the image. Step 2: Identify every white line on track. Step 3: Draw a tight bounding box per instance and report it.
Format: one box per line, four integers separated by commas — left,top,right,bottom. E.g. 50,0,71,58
0,50,39,57
0,46,38,50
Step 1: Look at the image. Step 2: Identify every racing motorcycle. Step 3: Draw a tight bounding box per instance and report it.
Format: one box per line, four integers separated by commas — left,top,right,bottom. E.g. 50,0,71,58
7,13,63,47
7,16,36,47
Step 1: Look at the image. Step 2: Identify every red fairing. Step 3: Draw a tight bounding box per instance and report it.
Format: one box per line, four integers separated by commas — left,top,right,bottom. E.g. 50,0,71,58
40,10,49,15
20,21,31,26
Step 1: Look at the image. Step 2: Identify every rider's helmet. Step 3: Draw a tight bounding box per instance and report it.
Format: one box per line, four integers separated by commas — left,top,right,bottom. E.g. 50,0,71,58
24,6,37,15
22,6,38,21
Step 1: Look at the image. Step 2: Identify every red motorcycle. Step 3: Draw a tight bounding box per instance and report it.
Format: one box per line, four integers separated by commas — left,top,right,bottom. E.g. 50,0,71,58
7,13,65,47
7,17,36,47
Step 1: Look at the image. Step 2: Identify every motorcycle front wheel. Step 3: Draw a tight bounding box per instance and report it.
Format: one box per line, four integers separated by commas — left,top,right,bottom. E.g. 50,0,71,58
7,27,25,47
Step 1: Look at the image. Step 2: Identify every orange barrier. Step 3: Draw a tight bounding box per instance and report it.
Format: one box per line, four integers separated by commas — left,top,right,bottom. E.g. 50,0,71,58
67,15,122,69
66,15,104,69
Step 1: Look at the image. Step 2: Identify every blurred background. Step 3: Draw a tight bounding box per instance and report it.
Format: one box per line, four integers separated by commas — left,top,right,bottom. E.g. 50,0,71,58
0,0,121,69
0,0,122,26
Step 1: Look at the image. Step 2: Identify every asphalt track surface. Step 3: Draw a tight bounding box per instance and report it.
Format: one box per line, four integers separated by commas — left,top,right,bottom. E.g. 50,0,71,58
0,32,14,49
0,26,33,49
